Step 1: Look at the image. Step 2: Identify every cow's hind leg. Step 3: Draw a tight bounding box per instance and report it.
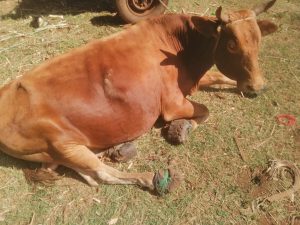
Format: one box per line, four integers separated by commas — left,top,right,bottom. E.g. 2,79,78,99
53,143,156,189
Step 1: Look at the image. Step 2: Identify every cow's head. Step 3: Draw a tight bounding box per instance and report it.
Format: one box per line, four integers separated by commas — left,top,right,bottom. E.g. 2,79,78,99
214,0,278,95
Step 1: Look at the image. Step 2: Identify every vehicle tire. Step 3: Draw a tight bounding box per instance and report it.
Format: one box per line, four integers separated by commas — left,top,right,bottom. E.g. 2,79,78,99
115,0,168,23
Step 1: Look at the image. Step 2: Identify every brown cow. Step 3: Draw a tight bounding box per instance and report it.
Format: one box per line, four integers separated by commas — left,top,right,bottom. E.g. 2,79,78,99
0,1,277,194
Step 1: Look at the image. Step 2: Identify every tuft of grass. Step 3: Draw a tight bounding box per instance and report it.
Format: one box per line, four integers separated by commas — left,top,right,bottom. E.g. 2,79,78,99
0,0,299,224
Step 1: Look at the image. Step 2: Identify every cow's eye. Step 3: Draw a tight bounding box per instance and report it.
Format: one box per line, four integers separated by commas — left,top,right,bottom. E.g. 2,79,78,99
227,40,237,52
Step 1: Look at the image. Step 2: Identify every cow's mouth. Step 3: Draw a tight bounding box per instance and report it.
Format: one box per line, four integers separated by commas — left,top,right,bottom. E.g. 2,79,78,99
239,86,267,98
237,79,266,97
242,91,258,98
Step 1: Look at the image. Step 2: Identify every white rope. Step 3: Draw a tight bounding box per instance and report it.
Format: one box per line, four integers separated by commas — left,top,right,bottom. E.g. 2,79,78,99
158,0,170,11
227,16,256,25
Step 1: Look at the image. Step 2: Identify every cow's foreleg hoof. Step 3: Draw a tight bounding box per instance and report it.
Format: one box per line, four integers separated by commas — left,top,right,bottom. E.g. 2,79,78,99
106,142,137,162
166,119,193,144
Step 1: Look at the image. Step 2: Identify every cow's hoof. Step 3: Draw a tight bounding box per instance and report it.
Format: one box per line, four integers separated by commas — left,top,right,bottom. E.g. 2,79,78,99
166,119,193,144
153,168,182,196
107,142,137,162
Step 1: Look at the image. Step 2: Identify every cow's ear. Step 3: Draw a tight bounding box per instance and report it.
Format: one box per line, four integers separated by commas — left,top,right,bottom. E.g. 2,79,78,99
257,19,278,36
191,16,219,38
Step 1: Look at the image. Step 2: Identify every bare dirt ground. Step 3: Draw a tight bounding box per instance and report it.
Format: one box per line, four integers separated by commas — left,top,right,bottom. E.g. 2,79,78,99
0,0,299,224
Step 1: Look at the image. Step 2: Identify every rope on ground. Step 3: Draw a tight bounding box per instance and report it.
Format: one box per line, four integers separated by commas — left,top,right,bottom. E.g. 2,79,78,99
252,160,300,213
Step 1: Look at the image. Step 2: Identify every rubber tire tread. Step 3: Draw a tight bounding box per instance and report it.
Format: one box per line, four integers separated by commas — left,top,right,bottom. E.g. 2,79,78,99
115,0,168,23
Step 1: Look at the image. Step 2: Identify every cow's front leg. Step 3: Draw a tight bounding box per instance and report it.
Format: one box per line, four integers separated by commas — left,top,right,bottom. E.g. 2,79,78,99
197,71,236,90
162,98,209,144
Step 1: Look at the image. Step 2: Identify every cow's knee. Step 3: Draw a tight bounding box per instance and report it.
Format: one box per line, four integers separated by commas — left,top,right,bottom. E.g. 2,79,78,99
162,98,209,122
197,71,237,89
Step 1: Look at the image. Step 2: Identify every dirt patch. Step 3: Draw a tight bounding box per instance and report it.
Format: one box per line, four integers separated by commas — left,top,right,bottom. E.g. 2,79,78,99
258,215,297,225
237,161,299,200
237,161,300,225
258,215,274,225
236,166,271,198
236,166,253,192
292,217,300,225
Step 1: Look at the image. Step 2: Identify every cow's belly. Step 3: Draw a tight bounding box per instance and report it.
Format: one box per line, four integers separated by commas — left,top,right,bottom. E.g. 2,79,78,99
48,72,162,149
65,95,161,149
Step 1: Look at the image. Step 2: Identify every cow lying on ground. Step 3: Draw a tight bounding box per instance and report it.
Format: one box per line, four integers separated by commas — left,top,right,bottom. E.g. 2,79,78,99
0,0,277,194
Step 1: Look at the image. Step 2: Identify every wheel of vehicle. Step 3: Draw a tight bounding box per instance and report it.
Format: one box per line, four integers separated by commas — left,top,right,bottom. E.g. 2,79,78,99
115,0,168,23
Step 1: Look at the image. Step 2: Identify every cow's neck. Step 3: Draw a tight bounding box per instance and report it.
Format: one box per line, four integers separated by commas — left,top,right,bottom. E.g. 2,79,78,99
156,15,220,95
183,22,219,79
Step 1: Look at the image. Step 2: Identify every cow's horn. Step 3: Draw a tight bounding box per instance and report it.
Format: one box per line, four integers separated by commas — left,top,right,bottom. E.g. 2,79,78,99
216,6,229,23
252,0,277,15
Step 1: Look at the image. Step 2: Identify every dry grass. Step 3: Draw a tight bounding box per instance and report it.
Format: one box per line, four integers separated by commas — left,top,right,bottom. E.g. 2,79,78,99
0,0,299,224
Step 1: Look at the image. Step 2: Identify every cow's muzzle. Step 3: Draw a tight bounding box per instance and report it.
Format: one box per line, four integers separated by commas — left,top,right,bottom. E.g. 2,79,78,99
238,79,266,97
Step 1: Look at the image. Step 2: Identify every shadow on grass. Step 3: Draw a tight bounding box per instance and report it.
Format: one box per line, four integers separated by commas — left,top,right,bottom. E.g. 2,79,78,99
90,14,124,26
200,87,238,94
1,0,115,19
0,151,87,186
202,86,260,98
0,151,36,169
